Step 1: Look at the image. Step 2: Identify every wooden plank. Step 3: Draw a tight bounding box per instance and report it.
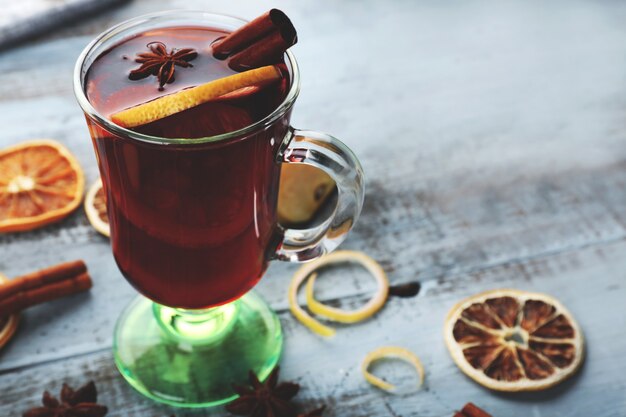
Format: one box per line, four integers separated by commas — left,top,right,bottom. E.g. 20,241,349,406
0,126,625,370
1,109,626,371
1,237,625,416
1,0,626,415
0,0,128,50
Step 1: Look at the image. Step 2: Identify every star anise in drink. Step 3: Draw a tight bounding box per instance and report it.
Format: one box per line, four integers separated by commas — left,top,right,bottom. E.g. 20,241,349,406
129,41,198,91
226,367,300,417
23,381,108,417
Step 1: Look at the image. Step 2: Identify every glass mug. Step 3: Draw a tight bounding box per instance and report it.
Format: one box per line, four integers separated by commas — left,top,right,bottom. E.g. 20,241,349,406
74,11,364,408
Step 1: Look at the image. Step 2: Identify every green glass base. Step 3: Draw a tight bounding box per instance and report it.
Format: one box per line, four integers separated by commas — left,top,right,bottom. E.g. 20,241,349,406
113,291,283,408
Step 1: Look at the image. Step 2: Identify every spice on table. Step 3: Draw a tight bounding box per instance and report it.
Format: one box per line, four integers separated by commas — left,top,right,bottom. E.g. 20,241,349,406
226,367,326,417
226,367,300,417
388,281,421,298
23,381,108,417
0,274,18,349
455,402,493,417
0,260,92,317
298,405,326,417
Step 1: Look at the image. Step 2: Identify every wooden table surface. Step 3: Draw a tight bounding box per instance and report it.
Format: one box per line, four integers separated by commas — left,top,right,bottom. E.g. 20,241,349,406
1,1,626,416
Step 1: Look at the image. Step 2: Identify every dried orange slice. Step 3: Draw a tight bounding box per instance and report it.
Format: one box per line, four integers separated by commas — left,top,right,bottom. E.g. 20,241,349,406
111,65,282,128
278,164,335,224
0,274,19,349
84,179,109,237
444,289,584,391
0,140,84,232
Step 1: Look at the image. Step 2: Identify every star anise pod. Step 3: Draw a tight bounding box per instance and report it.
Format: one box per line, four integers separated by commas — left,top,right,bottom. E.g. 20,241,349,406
23,381,108,417
298,405,326,417
226,367,300,417
129,41,198,91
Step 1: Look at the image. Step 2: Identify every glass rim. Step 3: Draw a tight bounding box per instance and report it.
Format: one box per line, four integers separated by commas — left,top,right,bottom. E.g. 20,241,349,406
73,10,300,145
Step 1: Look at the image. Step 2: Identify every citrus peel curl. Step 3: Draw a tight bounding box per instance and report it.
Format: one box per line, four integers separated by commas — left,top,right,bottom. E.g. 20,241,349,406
288,250,389,337
361,346,425,393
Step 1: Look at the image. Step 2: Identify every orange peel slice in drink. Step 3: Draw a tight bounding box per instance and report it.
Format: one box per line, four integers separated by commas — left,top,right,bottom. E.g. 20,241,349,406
288,250,389,337
111,65,282,128
361,346,425,393
0,140,84,232
84,178,110,237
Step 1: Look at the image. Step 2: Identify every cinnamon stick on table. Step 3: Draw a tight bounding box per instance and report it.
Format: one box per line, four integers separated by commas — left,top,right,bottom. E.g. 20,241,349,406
211,9,297,71
0,260,92,317
456,403,493,417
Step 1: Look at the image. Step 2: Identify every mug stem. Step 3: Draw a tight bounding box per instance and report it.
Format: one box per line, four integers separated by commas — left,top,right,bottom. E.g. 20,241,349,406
112,292,283,407
153,301,240,345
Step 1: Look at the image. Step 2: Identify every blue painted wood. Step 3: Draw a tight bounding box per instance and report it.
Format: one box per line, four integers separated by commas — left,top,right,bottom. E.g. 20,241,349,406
0,0,129,50
1,1,626,416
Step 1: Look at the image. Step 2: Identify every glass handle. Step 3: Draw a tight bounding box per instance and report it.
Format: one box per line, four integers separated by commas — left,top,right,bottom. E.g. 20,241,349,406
275,128,365,262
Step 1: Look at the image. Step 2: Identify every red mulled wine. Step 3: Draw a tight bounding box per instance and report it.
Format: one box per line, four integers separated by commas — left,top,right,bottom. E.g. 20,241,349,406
84,27,290,308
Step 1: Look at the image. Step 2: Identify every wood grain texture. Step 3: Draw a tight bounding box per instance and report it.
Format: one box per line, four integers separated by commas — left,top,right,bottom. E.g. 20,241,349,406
0,0,129,50
1,0,626,416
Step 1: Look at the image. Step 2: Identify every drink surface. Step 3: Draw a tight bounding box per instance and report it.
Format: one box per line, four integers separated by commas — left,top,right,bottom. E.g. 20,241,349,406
84,27,290,308
86,26,289,138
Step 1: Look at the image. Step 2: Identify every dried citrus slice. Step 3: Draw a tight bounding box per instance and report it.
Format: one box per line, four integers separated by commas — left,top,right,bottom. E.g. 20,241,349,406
361,346,425,394
444,289,584,391
278,164,335,224
111,65,282,128
288,250,389,337
0,274,19,349
0,140,84,232
84,179,109,237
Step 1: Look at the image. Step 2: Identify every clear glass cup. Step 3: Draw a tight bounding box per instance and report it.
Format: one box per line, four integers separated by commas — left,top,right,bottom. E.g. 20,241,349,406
73,10,364,408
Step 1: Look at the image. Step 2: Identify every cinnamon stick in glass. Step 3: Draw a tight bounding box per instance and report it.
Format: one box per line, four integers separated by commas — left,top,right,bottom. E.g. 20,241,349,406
212,9,295,56
211,9,297,71
229,28,296,71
